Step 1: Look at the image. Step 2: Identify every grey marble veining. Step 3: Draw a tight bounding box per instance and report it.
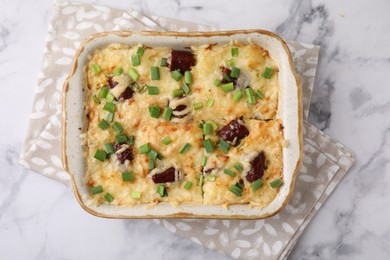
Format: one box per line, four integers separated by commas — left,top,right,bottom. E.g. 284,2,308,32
1,0,389,259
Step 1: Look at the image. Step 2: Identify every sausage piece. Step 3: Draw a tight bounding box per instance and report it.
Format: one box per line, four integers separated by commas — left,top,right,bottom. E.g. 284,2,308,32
108,78,118,88
168,50,195,74
117,87,134,101
221,67,237,85
217,119,249,145
114,143,134,164
152,167,176,183
246,152,265,182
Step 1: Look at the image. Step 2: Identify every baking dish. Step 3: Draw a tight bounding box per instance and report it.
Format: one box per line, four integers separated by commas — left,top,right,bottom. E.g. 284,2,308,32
62,30,302,219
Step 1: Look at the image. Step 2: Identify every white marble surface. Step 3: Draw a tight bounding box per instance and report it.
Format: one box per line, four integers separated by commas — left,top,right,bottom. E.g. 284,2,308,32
1,0,389,259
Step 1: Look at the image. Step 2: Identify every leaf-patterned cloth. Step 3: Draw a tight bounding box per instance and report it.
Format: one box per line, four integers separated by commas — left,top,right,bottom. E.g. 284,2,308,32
19,1,355,259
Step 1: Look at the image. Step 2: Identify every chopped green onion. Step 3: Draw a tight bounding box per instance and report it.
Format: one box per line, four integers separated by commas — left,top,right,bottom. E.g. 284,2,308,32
103,102,116,113
227,58,234,67
256,90,265,99
136,47,144,56
231,47,239,57
91,64,101,74
184,71,192,84
180,143,191,154
234,163,243,171
203,123,212,135
139,142,151,154
92,95,100,104
230,67,240,78
107,112,114,123
156,184,168,197
104,143,115,154
147,86,159,95
162,137,172,145
207,121,218,131
106,93,115,102
201,155,207,167
94,149,107,162
162,107,173,121
233,91,243,102
149,105,161,118
157,153,163,160
207,175,216,182
171,70,183,81
91,186,103,194
116,134,128,144
151,67,160,80
131,190,141,199
193,102,203,110
223,169,236,177
270,179,283,188
112,122,123,134
122,172,134,182
132,54,140,66
114,67,123,76
98,119,110,130
199,123,204,129
251,179,263,192
148,158,155,170
199,175,204,186
229,184,243,197
217,139,230,153
262,67,274,79
182,82,191,95
128,68,139,81
172,89,184,97
214,79,221,87
206,98,214,107
161,57,167,67
222,82,235,92
245,88,256,104
223,73,231,81
99,86,109,98
183,181,192,190
147,149,159,160
203,139,215,153
128,135,135,146
104,193,114,202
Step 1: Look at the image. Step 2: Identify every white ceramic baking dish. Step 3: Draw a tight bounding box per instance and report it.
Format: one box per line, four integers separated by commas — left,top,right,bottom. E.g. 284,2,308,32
62,30,302,219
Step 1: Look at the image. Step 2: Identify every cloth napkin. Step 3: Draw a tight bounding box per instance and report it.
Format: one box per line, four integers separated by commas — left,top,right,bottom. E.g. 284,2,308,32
19,1,355,259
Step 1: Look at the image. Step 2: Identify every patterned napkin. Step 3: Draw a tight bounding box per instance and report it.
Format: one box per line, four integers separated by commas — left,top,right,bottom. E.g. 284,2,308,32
19,1,355,259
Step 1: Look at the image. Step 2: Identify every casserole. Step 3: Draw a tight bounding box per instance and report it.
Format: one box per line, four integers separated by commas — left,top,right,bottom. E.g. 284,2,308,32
62,30,302,219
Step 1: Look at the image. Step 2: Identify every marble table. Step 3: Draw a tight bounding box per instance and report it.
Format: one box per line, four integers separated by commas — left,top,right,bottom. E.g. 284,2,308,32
1,0,389,259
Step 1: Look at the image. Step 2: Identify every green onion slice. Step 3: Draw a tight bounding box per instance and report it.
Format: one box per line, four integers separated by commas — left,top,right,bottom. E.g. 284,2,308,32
91,186,103,194
214,79,221,87
104,143,115,154
256,90,265,99
229,184,243,197
148,105,160,118
184,71,192,84
206,98,214,107
207,175,216,182
245,87,256,104
217,139,230,153
201,155,207,167
151,67,160,80
233,91,243,102
103,102,116,113
104,193,114,202
122,172,134,182
136,47,144,56
114,67,123,76
270,179,283,188
107,112,114,123
161,57,168,67
131,190,141,199
198,175,204,186
162,106,173,121
94,149,107,162
147,149,159,160
147,86,159,95
230,67,240,78
156,184,168,197
233,163,243,171
182,82,191,95
172,89,184,98
223,169,236,177
116,134,128,144
183,181,192,190
251,179,263,192
180,143,191,154
128,135,135,146
106,93,115,102
193,102,203,110
203,139,215,153
162,137,172,145
171,70,183,81
226,58,234,67
99,86,109,98
148,158,155,170
92,95,100,104
112,122,123,134
222,82,234,92
132,54,140,66
128,68,140,81
207,121,218,131
139,142,151,154
203,123,212,135
262,67,274,79
231,47,239,57
91,64,101,74
98,119,110,130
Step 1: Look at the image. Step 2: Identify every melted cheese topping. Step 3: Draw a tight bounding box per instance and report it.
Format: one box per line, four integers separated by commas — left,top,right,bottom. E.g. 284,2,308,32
84,42,283,209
